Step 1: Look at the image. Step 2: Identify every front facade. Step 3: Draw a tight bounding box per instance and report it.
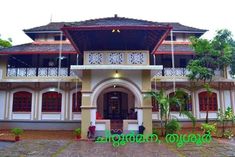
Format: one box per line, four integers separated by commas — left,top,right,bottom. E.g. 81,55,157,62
0,16,235,138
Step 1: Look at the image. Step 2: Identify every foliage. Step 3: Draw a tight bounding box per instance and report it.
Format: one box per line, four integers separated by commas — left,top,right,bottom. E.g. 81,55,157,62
187,29,234,82
173,89,196,128
74,128,81,135
0,35,12,48
152,128,160,136
146,89,196,135
201,123,216,134
223,129,234,139
187,29,235,124
217,107,235,137
230,51,235,77
165,119,181,134
11,128,24,136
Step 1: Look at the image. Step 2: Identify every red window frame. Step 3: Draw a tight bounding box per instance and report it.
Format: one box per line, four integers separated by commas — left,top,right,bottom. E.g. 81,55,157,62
152,97,159,111
72,92,81,112
13,91,32,112
199,92,218,111
42,92,62,112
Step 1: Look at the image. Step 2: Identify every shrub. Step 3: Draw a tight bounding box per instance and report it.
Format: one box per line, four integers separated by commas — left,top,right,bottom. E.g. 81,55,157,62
74,128,81,135
152,128,160,136
165,119,181,135
11,128,23,136
224,129,234,139
201,123,216,134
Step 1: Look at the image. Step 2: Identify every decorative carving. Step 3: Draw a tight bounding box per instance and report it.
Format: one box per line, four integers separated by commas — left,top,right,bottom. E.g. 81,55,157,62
88,52,103,64
27,68,37,77
108,52,124,64
38,68,47,77
127,52,145,64
48,68,58,76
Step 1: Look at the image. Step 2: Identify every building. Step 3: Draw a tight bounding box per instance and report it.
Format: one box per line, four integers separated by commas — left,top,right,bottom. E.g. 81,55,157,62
0,16,234,138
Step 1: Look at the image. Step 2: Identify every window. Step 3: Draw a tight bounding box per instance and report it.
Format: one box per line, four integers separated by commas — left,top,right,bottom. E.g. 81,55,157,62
72,92,81,112
199,92,218,111
169,92,192,111
54,35,66,41
42,92,62,112
165,35,176,41
152,97,159,111
13,91,32,112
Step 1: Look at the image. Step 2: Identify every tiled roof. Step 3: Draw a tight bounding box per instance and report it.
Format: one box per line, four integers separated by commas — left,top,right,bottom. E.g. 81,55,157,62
0,42,193,54
157,44,193,52
24,17,206,33
0,43,75,54
160,22,207,32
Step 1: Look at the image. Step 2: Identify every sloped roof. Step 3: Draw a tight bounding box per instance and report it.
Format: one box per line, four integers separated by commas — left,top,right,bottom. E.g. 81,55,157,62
0,43,193,55
24,17,206,33
157,44,193,52
0,43,76,54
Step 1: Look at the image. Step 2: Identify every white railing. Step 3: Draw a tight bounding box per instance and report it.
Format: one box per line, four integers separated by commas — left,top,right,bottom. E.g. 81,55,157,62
7,67,70,77
152,68,222,77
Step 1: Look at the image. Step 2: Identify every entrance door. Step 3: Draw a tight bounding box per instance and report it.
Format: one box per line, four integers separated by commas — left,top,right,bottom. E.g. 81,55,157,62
103,91,128,120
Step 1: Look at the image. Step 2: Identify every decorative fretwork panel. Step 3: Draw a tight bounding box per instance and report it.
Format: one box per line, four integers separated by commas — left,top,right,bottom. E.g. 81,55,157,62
88,52,103,64
127,52,146,64
85,51,149,65
48,68,58,76
7,67,70,77
27,68,37,77
38,68,48,77
108,52,124,64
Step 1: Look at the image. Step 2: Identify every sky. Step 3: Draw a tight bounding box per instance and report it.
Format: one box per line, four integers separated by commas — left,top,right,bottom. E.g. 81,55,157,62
0,0,234,45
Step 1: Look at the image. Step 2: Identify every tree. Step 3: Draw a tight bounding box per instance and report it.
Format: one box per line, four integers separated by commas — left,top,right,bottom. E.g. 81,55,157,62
187,29,234,123
230,51,235,77
146,89,196,135
0,35,12,48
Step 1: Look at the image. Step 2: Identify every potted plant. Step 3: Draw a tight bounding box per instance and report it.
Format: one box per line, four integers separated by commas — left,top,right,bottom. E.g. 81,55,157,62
74,128,81,140
11,128,23,141
224,129,234,140
201,123,216,135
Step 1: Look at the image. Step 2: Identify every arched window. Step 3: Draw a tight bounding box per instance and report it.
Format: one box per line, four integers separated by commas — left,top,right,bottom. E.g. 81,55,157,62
199,91,218,111
13,91,32,112
169,92,192,111
72,92,81,112
152,97,159,111
42,92,62,112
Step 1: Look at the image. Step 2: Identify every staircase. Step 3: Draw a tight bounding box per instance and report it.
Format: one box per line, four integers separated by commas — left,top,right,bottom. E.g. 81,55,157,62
111,120,123,134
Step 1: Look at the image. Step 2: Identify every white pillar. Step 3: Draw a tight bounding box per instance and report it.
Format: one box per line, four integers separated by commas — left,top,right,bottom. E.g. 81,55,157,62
137,109,143,125
91,108,96,126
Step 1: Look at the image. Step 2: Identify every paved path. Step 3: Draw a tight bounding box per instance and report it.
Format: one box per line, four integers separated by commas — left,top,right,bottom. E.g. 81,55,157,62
0,139,235,157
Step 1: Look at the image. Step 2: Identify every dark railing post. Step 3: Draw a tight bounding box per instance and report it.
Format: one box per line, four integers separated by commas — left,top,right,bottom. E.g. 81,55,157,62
36,54,39,76
68,54,71,76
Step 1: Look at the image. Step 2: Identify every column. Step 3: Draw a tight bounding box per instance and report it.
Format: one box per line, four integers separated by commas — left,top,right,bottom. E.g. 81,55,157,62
81,70,95,139
141,70,152,135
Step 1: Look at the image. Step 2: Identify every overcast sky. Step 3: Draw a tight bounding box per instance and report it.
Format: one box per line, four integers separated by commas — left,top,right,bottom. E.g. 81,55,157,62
0,0,234,45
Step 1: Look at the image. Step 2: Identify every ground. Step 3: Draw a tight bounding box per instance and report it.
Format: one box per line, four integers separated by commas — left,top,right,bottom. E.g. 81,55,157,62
1,130,235,157
1,138,235,157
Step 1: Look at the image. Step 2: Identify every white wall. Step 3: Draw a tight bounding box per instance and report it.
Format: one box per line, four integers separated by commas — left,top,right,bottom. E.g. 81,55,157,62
0,91,6,119
91,70,142,90
224,90,231,109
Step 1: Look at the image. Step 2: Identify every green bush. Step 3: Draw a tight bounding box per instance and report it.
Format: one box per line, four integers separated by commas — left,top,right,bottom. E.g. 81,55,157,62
224,129,234,139
152,128,160,136
165,119,181,134
201,123,216,134
74,128,81,135
11,128,23,136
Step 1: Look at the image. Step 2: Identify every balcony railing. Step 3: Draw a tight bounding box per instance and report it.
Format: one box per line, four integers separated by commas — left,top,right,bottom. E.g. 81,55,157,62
152,68,222,77
7,67,75,77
